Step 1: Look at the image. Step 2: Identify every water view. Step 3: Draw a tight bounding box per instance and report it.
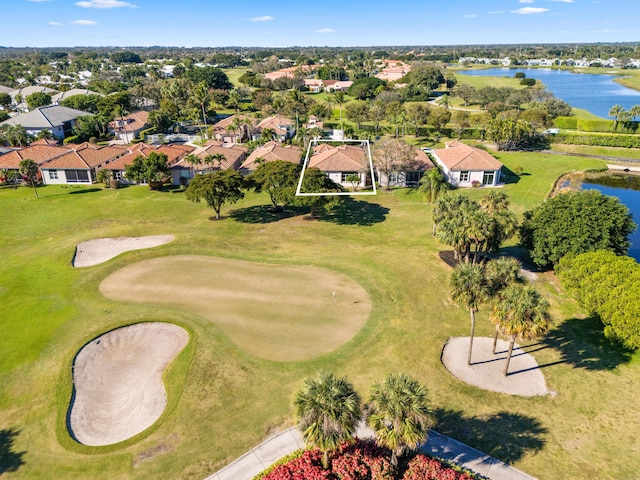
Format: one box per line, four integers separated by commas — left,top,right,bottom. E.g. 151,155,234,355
582,175,640,262
457,68,640,119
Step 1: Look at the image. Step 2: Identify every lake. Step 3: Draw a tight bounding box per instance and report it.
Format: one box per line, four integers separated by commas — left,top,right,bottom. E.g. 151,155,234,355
457,68,640,119
581,176,640,262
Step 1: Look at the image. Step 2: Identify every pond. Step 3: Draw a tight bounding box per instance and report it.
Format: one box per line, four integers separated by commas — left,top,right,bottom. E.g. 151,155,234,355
457,67,640,119
581,175,640,262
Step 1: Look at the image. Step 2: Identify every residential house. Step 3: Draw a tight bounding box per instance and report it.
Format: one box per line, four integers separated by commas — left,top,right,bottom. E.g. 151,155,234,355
254,115,296,141
264,65,316,81
108,111,150,143
0,143,70,178
51,88,102,105
374,61,411,82
304,79,325,93
323,80,353,92
307,143,371,188
210,114,255,144
9,86,58,112
378,147,435,187
171,141,247,185
40,143,127,185
0,105,90,141
431,140,503,188
239,141,303,173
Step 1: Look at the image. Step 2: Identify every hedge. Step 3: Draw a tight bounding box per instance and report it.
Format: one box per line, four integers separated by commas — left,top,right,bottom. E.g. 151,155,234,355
552,133,640,148
576,119,615,132
553,116,578,129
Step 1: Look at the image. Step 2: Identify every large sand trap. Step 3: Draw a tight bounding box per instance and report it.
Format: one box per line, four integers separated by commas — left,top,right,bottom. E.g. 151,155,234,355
442,337,548,396
69,322,189,446
73,235,175,267
99,255,371,361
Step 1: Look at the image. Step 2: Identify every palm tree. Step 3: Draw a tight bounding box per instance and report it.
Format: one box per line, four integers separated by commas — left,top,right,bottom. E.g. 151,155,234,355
226,90,242,113
293,371,362,470
331,91,346,126
184,153,202,179
205,153,226,170
431,192,466,238
485,257,522,353
450,263,491,365
418,168,448,204
490,284,550,376
609,104,624,131
19,158,39,198
366,374,432,467
192,82,210,139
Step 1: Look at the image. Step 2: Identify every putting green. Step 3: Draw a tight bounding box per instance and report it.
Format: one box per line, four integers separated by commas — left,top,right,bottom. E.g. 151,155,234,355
99,255,371,361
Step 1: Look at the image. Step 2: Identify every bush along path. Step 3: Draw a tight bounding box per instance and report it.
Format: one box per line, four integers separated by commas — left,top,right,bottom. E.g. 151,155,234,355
205,427,536,480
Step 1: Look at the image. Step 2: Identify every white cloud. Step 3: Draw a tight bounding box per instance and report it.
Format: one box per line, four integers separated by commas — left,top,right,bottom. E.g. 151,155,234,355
315,28,335,33
519,0,535,3
28,0,53,3
489,10,505,14
48,21,63,26
248,15,274,22
512,7,549,14
551,0,575,2
72,19,98,25
75,0,136,8
464,14,477,18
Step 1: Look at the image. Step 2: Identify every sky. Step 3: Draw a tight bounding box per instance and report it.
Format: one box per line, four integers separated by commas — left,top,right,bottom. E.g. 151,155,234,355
2,0,640,48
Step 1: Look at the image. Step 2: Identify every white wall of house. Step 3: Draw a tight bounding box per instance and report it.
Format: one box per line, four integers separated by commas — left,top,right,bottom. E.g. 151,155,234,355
326,171,367,188
41,168,93,185
444,169,501,188
378,171,425,188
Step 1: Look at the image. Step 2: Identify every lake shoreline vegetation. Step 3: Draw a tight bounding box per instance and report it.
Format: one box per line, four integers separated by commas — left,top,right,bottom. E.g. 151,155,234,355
2,43,640,480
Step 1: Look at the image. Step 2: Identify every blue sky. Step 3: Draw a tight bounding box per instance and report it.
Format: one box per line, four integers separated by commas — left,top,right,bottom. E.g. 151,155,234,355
3,0,640,48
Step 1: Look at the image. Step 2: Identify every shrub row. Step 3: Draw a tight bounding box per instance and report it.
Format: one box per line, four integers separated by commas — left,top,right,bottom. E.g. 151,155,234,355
552,133,640,148
256,439,481,480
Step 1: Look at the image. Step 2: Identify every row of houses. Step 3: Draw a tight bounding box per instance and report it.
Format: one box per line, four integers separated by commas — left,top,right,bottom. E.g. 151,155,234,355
0,132,503,190
0,85,102,113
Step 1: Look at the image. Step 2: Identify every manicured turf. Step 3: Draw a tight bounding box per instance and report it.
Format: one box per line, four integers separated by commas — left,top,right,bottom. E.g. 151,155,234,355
99,255,371,361
1,149,639,480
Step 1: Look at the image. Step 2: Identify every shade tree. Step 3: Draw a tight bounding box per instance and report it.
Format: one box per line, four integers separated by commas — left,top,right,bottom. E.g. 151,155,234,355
185,169,245,219
371,138,415,190
248,160,302,210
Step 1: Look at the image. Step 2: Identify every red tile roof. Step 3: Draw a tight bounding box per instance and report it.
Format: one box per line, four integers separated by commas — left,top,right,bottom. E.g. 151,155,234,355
432,141,503,171
0,145,69,169
240,141,302,171
308,144,368,172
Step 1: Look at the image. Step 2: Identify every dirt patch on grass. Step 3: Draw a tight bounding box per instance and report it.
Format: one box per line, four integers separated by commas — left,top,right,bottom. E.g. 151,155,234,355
73,235,175,268
99,255,371,361
441,337,548,396
69,322,188,446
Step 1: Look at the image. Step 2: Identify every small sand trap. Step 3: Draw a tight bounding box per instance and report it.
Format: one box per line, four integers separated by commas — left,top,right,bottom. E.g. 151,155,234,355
442,337,548,396
73,235,175,268
69,322,189,446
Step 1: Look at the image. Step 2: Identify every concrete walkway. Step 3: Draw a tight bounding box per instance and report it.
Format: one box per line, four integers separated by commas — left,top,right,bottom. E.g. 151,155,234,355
205,425,536,480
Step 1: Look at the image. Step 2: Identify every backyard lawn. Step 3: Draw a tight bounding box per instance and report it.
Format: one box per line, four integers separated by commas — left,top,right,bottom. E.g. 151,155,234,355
0,151,638,480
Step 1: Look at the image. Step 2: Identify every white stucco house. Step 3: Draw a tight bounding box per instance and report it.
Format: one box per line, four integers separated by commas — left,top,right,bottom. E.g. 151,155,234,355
431,141,503,188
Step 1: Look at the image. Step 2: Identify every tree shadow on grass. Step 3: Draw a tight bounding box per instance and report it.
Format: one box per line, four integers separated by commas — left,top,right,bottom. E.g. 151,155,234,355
543,316,633,371
0,429,25,475
68,188,102,195
229,204,307,224
501,166,521,185
432,408,547,465
322,197,389,226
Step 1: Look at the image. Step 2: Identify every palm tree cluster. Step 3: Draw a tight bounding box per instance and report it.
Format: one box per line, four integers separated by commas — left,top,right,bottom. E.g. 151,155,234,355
449,256,550,374
433,191,517,264
293,371,432,470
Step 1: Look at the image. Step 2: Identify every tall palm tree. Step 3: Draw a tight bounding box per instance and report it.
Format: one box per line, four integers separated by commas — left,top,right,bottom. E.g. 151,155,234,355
366,374,432,467
485,257,522,353
450,263,491,365
431,192,466,237
192,82,210,139
184,153,202,179
490,284,550,376
293,371,362,470
331,91,346,126
609,104,624,131
205,153,226,170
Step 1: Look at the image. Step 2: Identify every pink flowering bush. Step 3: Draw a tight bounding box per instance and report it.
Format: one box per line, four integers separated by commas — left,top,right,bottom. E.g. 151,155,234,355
402,455,477,480
332,440,394,480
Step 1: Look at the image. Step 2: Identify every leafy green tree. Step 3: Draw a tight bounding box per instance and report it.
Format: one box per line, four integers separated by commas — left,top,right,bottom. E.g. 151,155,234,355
110,51,142,64
19,158,39,198
297,167,343,217
366,374,432,467
454,84,477,106
0,93,11,107
95,168,112,187
148,109,174,132
490,284,550,376
73,114,109,142
520,190,636,268
348,76,386,100
487,118,535,151
185,170,245,219
124,152,170,189
406,63,445,93
293,371,362,470
450,263,491,364
185,66,232,90
25,91,52,110
429,108,451,135
520,78,536,87
0,124,32,147
248,160,301,210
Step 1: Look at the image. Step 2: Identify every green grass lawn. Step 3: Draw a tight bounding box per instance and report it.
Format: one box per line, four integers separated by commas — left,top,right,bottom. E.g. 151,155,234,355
223,67,251,88
550,143,640,160
1,151,639,480
451,70,527,90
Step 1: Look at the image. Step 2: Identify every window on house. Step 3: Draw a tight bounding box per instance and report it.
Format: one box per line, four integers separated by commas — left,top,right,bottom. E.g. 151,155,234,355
389,172,398,182
459,171,470,182
48,170,58,180
483,171,495,185
405,171,424,185
342,172,358,182
114,171,123,181
66,170,90,183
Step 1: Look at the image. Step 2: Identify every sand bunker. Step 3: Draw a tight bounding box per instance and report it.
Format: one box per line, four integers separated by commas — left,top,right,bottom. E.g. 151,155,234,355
73,235,175,267
99,255,371,361
69,322,188,446
442,337,548,396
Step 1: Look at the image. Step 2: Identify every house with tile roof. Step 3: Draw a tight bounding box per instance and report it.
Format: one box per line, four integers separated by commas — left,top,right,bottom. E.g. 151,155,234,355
378,147,435,188
171,141,247,185
431,140,503,188
39,143,127,184
0,105,90,141
307,143,371,188
51,88,102,105
254,115,296,142
239,141,302,173
9,86,59,112
374,61,411,82
0,144,70,179
210,114,255,144
108,111,150,143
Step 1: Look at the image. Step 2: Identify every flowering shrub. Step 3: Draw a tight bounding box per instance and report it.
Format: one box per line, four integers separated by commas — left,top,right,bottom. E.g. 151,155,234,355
402,455,476,480
471,180,481,188
333,440,394,480
262,449,332,480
